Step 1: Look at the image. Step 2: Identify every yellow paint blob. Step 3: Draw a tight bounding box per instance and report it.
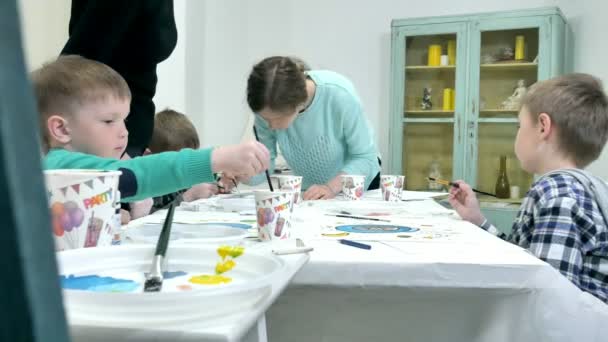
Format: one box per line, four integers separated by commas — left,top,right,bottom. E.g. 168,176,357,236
217,245,245,260
322,232,350,237
215,259,236,274
189,274,232,285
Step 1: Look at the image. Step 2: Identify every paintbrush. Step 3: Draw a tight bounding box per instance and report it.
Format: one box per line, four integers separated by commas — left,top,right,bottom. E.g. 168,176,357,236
253,126,274,192
143,203,176,292
232,179,240,194
428,177,497,197
327,213,391,222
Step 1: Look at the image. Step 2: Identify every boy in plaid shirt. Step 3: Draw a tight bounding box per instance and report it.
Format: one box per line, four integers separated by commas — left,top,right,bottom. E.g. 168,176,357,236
449,74,608,304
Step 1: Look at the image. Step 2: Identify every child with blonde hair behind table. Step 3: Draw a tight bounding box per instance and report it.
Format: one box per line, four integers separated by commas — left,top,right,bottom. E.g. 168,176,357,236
449,73,608,304
146,108,220,212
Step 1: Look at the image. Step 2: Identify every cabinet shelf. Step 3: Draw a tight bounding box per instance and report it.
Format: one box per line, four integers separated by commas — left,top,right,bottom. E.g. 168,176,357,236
390,8,566,234
480,62,538,71
405,109,454,115
480,109,518,113
406,65,456,71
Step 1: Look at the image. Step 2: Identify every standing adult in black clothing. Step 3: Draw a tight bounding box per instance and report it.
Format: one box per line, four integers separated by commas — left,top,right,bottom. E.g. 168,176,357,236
61,0,177,157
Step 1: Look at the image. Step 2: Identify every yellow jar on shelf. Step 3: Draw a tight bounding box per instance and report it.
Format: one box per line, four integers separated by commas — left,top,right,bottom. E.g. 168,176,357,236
447,40,456,65
515,35,525,60
442,88,453,111
428,45,442,66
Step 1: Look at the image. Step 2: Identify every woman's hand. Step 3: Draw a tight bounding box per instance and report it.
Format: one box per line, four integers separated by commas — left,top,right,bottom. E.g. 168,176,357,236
303,184,336,200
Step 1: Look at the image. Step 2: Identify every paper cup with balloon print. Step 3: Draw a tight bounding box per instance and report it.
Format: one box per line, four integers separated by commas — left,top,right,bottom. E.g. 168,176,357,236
340,175,365,201
272,175,303,204
381,175,405,202
254,190,295,241
44,170,121,251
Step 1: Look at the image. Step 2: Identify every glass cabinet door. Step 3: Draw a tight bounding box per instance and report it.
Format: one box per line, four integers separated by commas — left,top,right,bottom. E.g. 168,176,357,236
472,23,546,200
398,25,467,191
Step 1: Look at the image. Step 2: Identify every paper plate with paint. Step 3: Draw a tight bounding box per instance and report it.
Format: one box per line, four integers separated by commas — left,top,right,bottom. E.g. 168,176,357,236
324,200,409,217
218,197,256,213
124,222,251,245
335,224,419,234
57,245,283,327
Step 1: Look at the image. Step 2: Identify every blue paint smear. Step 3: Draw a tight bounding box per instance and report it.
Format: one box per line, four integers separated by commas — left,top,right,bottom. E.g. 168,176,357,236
203,222,251,229
335,224,419,234
162,271,187,279
61,275,139,293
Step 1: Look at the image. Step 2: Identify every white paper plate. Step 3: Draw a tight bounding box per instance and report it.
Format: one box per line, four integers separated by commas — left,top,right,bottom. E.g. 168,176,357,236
124,223,250,245
218,197,255,213
57,245,284,327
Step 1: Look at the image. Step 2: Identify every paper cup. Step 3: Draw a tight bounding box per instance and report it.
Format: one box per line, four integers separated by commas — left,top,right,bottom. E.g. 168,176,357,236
380,175,405,202
341,175,365,201
45,170,121,251
272,175,303,204
254,190,295,241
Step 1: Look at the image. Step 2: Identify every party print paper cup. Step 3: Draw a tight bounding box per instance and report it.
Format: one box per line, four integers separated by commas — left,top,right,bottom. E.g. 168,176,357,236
341,175,365,201
44,170,121,251
272,175,303,204
254,190,294,241
380,175,405,202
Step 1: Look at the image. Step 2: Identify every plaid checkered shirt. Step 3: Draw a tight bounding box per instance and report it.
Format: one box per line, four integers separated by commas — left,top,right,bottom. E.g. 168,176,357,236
481,173,608,303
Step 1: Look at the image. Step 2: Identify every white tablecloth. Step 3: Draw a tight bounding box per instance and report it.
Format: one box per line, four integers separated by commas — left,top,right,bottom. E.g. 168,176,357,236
79,190,607,341
264,192,608,342
69,229,309,342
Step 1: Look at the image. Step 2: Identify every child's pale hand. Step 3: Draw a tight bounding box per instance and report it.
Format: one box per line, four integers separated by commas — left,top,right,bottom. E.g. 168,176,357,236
448,180,485,226
129,198,153,219
303,184,336,200
183,183,219,201
217,173,238,193
212,141,270,177
120,209,131,225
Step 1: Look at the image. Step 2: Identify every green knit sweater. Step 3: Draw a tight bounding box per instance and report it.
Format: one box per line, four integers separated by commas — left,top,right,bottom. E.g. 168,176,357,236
43,148,214,202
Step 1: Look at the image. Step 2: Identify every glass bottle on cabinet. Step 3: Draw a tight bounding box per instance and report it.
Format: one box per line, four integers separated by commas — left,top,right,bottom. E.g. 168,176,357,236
389,8,567,233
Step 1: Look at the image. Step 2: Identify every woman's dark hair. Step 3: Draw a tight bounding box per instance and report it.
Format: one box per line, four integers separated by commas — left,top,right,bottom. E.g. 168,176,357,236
247,56,309,113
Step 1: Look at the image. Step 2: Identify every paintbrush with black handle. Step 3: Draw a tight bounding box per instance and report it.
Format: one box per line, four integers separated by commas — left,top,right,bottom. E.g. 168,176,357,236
428,177,497,197
143,202,176,292
253,125,274,192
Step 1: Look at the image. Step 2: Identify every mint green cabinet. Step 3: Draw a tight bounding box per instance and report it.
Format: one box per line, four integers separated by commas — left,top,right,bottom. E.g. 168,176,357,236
389,7,567,232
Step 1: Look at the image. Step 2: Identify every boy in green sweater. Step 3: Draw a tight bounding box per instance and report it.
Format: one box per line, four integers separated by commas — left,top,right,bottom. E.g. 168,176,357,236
33,55,269,202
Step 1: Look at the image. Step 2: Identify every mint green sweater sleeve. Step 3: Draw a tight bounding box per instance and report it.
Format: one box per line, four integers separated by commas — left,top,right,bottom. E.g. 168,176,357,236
334,86,379,183
44,148,215,202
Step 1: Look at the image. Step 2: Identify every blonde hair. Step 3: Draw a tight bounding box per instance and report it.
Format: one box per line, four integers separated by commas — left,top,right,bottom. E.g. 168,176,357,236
148,109,200,152
31,55,131,149
522,73,608,167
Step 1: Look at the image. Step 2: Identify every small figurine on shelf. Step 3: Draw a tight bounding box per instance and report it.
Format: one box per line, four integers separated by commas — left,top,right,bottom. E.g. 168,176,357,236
421,87,433,110
428,158,444,191
496,47,515,61
500,79,527,110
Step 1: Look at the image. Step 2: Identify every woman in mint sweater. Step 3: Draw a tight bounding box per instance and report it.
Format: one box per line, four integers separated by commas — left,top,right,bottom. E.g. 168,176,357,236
246,56,381,200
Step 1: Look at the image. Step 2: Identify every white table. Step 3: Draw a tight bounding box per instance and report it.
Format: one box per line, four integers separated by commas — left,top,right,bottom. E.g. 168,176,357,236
73,191,608,341
262,193,608,342
68,228,309,342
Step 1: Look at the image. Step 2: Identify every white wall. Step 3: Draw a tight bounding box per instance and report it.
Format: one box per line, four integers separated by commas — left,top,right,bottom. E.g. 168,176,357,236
16,0,608,177
555,0,608,175
18,0,188,114
18,0,70,71
154,0,187,113
175,0,608,178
